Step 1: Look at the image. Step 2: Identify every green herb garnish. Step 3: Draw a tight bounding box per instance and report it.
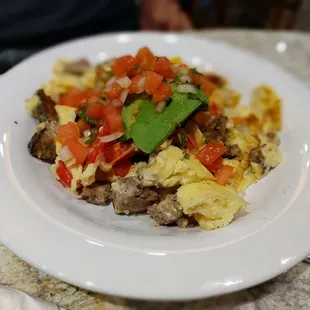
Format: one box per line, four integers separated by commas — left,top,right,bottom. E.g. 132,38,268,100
177,133,187,148
78,109,97,126
184,154,190,159
85,132,97,145
190,67,202,75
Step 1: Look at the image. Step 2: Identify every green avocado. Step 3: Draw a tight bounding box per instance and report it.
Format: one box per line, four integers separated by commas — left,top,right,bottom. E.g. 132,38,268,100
122,90,208,153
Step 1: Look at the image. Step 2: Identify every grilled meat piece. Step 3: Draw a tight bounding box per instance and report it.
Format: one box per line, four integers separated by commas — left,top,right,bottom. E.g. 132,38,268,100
225,144,241,159
202,114,228,143
249,146,265,164
28,121,58,163
81,182,111,205
32,89,58,122
147,194,183,225
176,216,198,228
111,177,159,214
64,59,90,75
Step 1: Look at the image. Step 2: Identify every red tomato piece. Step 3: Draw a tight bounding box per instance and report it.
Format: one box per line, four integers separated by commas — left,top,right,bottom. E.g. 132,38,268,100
196,141,227,167
201,80,217,96
215,165,234,186
136,47,156,70
192,111,212,128
59,88,101,108
56,122,80,145
112,55,136,77
104,142,136,165
189,72,206,86
112,159,133,177
136,47,153,63
154,57,175,79
65,138,89,165
145,71,163,95
152,83,172,103
210,102,222,116
86,102,103,119
206,156,223,173
101,104,124,134
129,74,143,94
186,133,198,150
77,119,91,132
56,161,73,187
86,139,112,165
106,82,122,100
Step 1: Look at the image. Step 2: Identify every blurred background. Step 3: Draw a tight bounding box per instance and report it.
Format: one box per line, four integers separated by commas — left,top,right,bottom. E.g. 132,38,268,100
0,0,308,73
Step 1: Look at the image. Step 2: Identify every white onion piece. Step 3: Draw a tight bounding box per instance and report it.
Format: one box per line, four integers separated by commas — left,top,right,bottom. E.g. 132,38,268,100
74,80,84,90
166,78,174,83
136,76,146,94
106,76,116,87
111,99,123,107
66,157,76,168
179,67,188,75
119,88,129,103
177,84,197,94
116,76,131,88
179,74,192,84
99,132,124,142
83,129,91,137
156,101,167,113
59,146,73,161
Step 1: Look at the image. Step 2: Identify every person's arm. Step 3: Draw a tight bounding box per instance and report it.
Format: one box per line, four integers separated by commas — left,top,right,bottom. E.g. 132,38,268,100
140,0,193,31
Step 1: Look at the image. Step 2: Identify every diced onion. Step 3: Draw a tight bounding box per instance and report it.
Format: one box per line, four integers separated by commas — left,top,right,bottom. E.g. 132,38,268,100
116,76,131,88
119,88,129,103
166,78,174,83
177,84,197,94
179,67,188,75
106,76,116,87
136,76,146,94
179,74,192,84
74,80,84,90
156,101,167,113
99,132,124,142
59,146,73,161
83,129,91,137
66,157,76,168
111,99,123,107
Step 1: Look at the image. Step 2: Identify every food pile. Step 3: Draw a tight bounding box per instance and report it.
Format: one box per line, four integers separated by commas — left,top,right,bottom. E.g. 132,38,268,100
26,47,282,230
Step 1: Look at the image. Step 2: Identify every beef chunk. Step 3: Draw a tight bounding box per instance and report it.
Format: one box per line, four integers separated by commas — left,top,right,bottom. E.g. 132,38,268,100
225,144,241,159
64,59,90,75
81,182,111,205
111,177,159,214
202,115,228,142
28,121,58,163
147,194,183,225
176,216,198,228
249,146,265,164
32,90,57,122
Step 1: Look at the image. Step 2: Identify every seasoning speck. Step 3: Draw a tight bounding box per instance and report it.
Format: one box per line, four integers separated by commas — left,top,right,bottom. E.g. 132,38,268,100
14,121,18,124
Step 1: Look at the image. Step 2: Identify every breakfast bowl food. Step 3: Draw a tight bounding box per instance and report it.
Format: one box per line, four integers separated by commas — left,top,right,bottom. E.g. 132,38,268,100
26,47,282,230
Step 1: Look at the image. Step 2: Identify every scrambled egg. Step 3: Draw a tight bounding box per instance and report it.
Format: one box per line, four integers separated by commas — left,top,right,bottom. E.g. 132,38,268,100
25,94,40,114
133,146,214,187
177,181,247,230
55,105,77,125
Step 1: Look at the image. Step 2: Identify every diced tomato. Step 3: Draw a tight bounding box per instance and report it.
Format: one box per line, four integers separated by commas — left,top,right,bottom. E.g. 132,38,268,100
192,111,212,128
206,156,223,173
77,119,91,132
59,88,101,108
136,47,156,70
112,159,133,177
56,122,80,145
232,117,246,126
190,72,206,86
65,138,89,165
215,165,234,186
201,80,217,96
86,139,112,165
196,141,227,167
154,57,175,79
104,142,136,165
101,104,124,134
106,82,122,100
56,161,73,188
152,83,172,103
129,74,143,94
210,102,222,116
145,71,163,95
187,133,198,150
86,102,103,119
112,55,136,77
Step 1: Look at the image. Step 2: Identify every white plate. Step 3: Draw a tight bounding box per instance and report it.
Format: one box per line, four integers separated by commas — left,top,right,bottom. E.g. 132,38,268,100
0,32,310,300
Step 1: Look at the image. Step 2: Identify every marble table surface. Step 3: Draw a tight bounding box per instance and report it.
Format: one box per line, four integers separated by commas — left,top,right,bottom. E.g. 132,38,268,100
1,30,310,310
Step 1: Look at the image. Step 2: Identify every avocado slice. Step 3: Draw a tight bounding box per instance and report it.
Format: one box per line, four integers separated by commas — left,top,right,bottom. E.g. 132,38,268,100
122,91,207,153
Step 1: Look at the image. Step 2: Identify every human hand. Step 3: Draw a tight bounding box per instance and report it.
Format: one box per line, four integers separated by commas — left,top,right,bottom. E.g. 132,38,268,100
140,0,193,31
